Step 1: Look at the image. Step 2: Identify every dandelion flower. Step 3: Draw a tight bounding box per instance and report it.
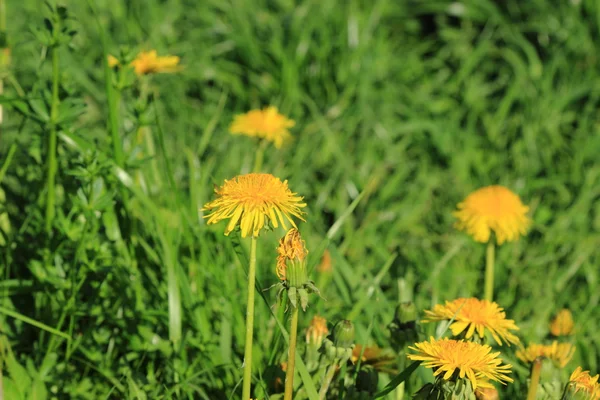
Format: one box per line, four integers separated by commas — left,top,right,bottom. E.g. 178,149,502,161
107,54,120,68
550,309,575,337
276,228,307,281
230,106,295,148
516,341,575,368
130,50,180,75
203,173,306,238
454,185,530,244
352,344,397,374
422,298,520,346
569,367,600,398
306,315,328,347
408,337,513,390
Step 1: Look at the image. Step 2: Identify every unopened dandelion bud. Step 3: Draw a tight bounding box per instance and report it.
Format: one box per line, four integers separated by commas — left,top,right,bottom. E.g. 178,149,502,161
562,367,600,400
389,301,419,350
355,365,379,394
333,320,355,349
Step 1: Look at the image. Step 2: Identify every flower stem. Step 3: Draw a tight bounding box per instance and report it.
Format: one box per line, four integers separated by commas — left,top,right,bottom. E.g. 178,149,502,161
45,40,60,234
283,305,299,400
484,240,495,301
242,236,258,400
526,358,542,400
319,362,338,400
253,140,267,172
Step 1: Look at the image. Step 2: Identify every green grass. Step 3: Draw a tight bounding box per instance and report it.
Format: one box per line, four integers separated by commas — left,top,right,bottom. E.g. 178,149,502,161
1,0,600,398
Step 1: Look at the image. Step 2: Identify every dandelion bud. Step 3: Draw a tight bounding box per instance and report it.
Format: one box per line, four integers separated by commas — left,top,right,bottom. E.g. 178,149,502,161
277,228,308,288
389,301,419,350
333,320,355,349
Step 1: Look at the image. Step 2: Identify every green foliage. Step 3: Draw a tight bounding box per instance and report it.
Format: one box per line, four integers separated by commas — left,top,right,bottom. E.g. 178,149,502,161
1,0,600,398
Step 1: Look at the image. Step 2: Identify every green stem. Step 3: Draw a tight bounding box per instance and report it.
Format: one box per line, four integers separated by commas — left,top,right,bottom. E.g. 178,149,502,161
484,240,495,301
45,42,60,233
242,237,258,400
319,362,338,400
283,305,299,400
253,140,267,172
526,359,542,400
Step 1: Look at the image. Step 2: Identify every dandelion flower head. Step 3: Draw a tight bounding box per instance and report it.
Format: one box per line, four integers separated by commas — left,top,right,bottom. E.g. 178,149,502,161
550,309,575,337
203,173,306,238
276,228,307,280
454,185,530,244
569,367,600,399
306,315,328,346
516,341,575,368
408,337,513,390
422,298,520,346
229,106,295,148
130,50,180,75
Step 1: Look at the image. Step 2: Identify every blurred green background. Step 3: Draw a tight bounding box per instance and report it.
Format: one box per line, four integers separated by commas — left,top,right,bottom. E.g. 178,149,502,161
1,0,600,398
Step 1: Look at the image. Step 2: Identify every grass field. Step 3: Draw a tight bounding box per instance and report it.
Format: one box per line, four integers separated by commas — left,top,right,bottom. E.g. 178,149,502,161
1,0,600,398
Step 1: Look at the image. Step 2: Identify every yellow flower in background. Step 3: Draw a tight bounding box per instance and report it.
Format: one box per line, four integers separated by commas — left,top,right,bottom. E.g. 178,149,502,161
516,341,575,368
230,106,295,148
276,228,308,281
130,50,180,75
475,386,499,400
422,298,520,346
306,315,328,347
550,309,575,337
569,367,600,398
408,337,513,390
107,54,119,68
202,173,306,238
352,344,397,374
454,185,530,244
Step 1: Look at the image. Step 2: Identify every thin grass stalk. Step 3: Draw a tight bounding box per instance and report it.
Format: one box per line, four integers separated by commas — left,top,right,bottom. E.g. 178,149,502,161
484,240,495,301
253,139,267,172
242,236,258,399
283,305,299,400
526,358,542,400
45,38,60,233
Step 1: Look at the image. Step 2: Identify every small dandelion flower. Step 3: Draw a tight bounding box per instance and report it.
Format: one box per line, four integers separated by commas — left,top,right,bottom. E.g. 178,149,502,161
276,228,308,281
454,185,530,244
130,50,180,75
107,54,120,68
306,315,328,347
203,173,306,238
422,298,520,346
351,345,397,374
230,106,295,148
569,367,600,398
550,309,575,337
408,337,513,390
516,341,575,368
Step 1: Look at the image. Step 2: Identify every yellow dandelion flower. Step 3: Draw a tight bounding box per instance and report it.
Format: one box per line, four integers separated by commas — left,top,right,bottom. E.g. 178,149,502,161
130,50,180,75
454,185,530,244
202,173,306,238
422,298,520,346
550,309,575,337
475,386,499,400
306,315,329,346
229,106,295,148
276,228,308,281
569,366,600,398
107,54,120,68
352,344,397,374
516,341,575,368
408,337,513,390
